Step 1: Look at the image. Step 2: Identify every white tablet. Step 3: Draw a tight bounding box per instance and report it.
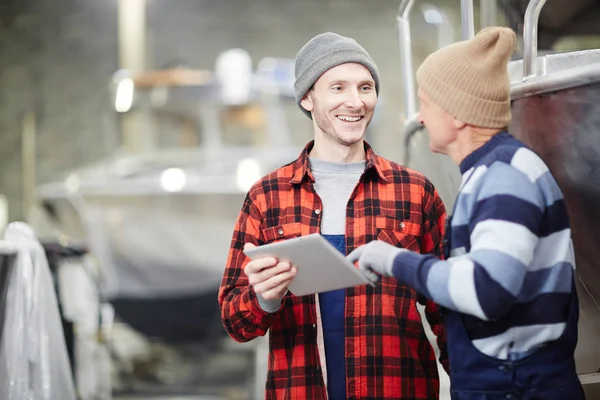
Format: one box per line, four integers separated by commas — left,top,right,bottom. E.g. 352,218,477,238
243,233,372,297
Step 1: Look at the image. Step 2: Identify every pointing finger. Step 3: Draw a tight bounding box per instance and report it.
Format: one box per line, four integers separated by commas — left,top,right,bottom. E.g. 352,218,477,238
347,246,366,263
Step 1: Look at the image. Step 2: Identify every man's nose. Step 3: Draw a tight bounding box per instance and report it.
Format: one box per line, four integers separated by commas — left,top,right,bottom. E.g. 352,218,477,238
343,88,364,109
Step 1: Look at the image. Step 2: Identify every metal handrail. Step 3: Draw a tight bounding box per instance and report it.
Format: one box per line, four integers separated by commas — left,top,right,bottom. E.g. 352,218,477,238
402,119,425,165
480,0,498,29
397,0,417,122
523,0,548,79
461,0,475,40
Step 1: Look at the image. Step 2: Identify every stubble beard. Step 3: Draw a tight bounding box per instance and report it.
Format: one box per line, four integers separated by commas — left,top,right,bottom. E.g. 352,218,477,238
313,106,367,148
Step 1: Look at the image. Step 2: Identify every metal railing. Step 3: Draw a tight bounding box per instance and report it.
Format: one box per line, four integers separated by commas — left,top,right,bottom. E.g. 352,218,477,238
523,0,548,79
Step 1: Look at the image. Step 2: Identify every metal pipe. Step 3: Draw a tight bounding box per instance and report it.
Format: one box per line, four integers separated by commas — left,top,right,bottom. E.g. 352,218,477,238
511,62,600,101
118,0,153,153
397,0,417,121
480,0,498,29
523,0,548,79
461,0,475,40
402,119,425,166
22,111,36,221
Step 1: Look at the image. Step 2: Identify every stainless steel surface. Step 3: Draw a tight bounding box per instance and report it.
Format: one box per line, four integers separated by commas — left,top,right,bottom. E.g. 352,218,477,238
509,49,600,99
511,61,600,99
396,0,417,121
460,0,474,40
523,0,548,79
508,49,600,82
509,79,600,376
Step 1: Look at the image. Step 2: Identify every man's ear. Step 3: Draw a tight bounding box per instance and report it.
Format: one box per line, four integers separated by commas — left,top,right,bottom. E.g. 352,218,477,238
453,117,467,130
300,92,314,112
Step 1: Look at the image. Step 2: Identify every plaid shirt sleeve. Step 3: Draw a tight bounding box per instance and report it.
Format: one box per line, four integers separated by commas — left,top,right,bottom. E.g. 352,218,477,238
419,182,451,374
218,192,281,343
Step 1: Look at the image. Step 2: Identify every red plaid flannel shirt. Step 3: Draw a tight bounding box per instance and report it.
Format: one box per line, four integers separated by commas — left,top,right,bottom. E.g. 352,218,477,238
219,141,449,399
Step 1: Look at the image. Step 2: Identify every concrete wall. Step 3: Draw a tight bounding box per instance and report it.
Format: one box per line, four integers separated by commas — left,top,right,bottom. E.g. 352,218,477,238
0,0,119,219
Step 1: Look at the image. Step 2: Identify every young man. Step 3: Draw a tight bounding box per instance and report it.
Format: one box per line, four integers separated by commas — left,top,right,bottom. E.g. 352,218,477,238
218,32,449,399
349,27,585,399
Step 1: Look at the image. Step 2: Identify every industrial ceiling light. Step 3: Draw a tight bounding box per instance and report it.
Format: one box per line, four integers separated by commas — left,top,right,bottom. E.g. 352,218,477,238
160,168,187,192
113,69,135,113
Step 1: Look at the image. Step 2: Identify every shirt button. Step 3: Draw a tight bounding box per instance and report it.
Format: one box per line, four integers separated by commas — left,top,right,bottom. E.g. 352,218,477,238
312,324,317,329
399,222,405,229
314,209,321,215
499,365,511,373
278,228,284,235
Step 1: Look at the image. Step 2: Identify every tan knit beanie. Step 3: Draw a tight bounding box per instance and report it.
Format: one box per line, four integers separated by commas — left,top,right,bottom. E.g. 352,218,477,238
416,26,516,128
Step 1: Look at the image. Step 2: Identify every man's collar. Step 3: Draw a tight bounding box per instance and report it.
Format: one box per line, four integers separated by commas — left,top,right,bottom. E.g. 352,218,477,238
290,140,389,184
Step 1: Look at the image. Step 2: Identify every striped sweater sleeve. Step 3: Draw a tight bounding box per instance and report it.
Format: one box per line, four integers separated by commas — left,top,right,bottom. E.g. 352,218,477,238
391,160,545,321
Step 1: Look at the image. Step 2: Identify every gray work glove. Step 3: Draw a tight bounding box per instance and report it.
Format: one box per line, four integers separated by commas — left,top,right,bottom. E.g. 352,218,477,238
347,240,407,284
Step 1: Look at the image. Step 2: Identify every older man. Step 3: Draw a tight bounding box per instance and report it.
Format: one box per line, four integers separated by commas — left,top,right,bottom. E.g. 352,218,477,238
349,26,584,400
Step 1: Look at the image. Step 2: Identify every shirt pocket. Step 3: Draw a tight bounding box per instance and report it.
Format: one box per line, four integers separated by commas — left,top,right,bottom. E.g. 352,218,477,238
376,217,420,252
259,222,307,330
261,222,303,244
375,218,424,332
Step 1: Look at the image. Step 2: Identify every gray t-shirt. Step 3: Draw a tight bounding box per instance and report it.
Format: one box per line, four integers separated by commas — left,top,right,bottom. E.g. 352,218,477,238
310,157,365,235
257,157,365,312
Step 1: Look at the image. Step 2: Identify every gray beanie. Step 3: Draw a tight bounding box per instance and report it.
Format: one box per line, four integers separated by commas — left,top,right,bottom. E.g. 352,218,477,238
294,32,380,119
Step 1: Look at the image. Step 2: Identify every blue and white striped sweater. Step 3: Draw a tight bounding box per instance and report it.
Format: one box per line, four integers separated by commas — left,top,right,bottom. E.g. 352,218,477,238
393,132,575,360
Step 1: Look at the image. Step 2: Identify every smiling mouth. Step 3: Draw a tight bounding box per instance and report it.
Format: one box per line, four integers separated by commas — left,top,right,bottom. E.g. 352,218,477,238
336,115,363,122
